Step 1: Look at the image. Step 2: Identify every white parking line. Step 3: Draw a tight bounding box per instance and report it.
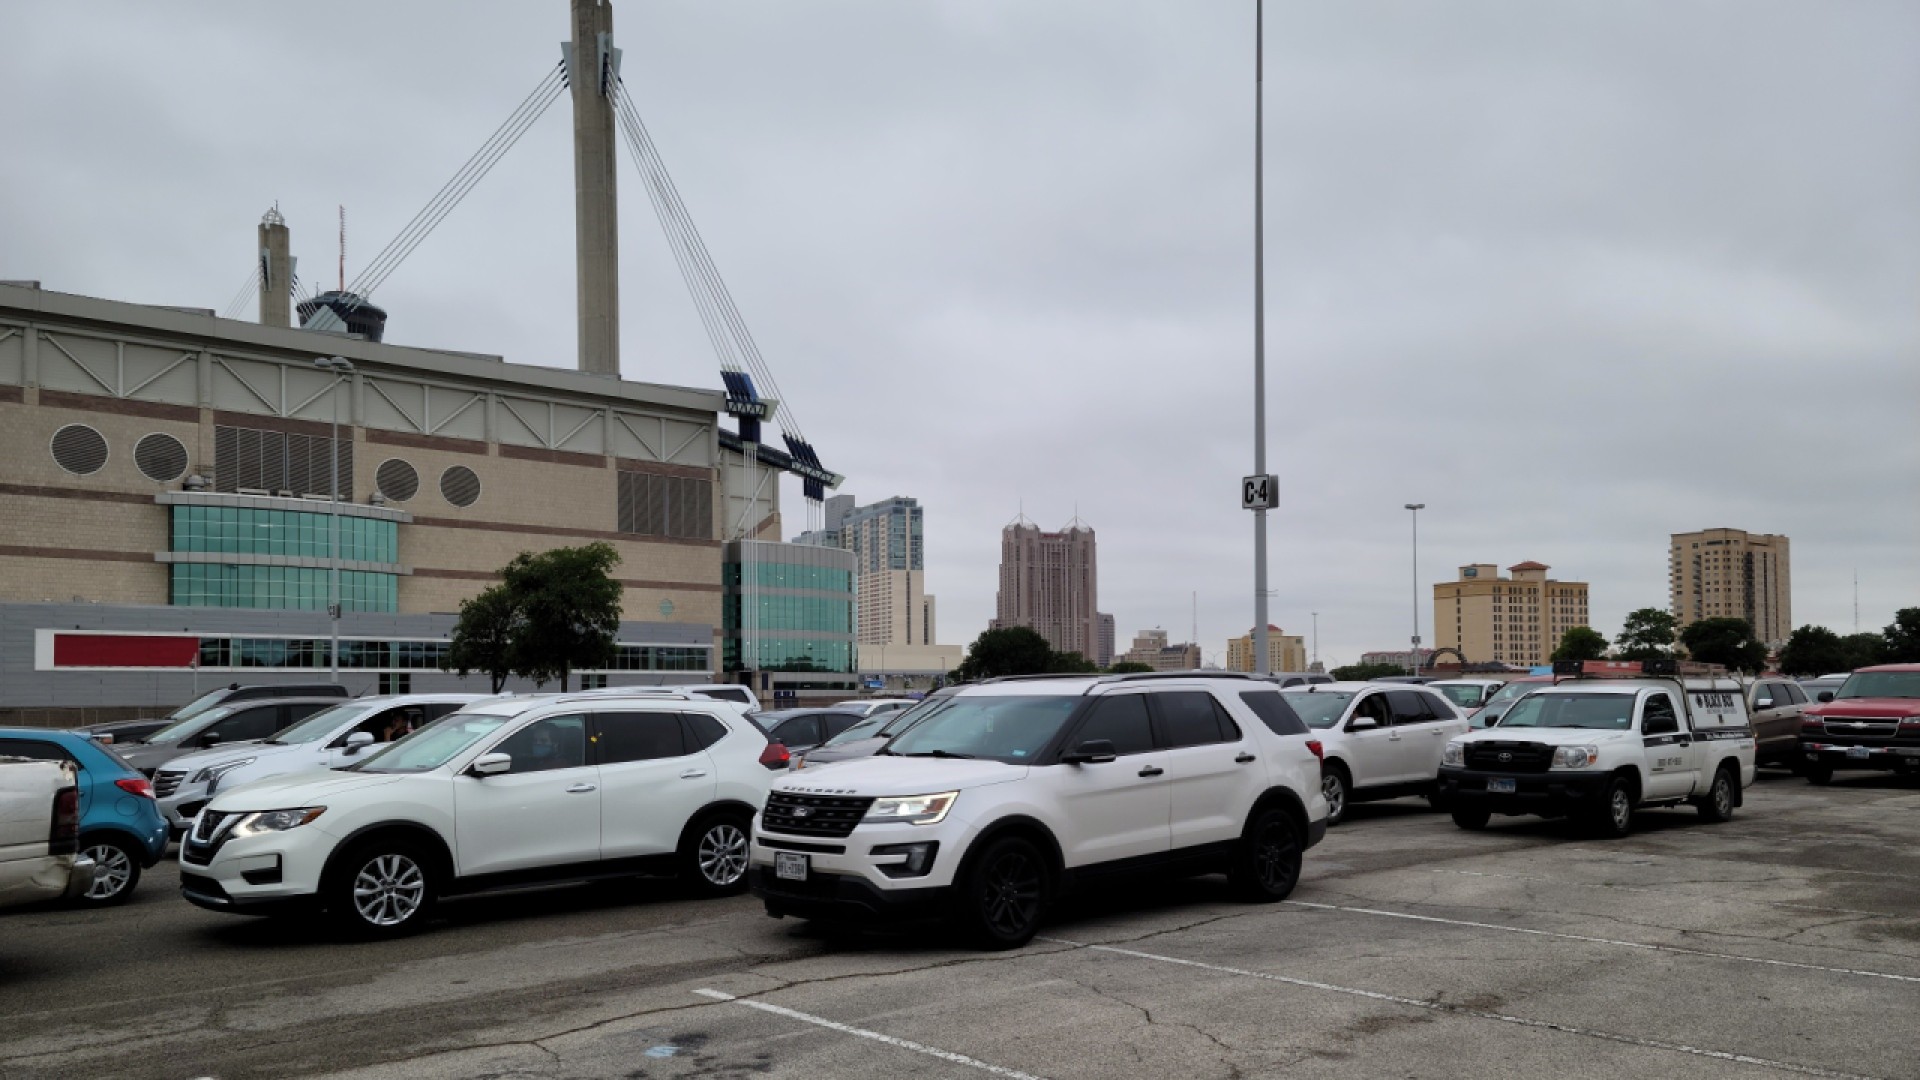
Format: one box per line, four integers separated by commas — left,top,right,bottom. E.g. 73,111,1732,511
1038,938,1885,1080
693,989,1047,1080
1283,900,1920,985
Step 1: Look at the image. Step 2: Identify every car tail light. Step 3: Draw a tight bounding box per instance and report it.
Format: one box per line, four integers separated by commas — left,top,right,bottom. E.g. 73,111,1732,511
115,777,156,799
759,741,791,771
1305,739,1324,761
50,786,80,854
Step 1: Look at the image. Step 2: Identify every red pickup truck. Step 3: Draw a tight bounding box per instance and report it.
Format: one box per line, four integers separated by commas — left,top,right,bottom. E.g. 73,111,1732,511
1798,664,1920,784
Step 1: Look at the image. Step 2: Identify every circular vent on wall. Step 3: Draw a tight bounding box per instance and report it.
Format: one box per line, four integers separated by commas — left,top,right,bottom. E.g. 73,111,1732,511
375,458,420,502
133,432,190,483
50,424,109,476
440,465,481,508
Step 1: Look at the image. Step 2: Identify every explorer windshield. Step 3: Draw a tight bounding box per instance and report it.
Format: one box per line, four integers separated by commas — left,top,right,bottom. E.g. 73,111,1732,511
350,713,513,773
1498,694,1634,730
267,702,380,745
1279,691,1354,730
885,696,1079,763
1836,672,1920,700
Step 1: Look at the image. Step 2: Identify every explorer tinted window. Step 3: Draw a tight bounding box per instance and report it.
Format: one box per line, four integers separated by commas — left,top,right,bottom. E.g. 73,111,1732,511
1073,695,1155,755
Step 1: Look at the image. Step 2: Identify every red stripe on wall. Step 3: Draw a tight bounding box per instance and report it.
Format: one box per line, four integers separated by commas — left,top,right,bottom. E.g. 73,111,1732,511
54,634,201,668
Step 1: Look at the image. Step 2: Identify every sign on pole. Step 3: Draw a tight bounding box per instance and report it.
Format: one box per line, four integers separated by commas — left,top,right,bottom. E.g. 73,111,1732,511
1241,474,1277,510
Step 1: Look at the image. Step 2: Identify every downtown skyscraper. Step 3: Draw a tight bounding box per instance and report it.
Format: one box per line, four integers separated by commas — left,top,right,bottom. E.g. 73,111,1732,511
993,516,1104,662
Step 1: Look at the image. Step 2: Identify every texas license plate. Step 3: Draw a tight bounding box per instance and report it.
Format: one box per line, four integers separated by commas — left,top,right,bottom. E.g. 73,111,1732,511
1847,745,1871,760
1487,778,1516,794
775,851,809,881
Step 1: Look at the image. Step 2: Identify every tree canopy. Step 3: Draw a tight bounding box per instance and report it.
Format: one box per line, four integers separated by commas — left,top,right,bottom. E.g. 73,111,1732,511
445,584,521,693
1884,608,1920,663
1551,626,1609,663
1106,661,1156,674
955,627,1059,681
1331,662,1404,682
1778,625,1848,677
443,542,624,692
1614,608,1677,661
1679,617,1767,674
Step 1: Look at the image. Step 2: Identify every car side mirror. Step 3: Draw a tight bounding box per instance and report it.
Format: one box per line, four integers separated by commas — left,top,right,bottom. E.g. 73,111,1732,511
1347,717,1380,732
1061,739,1117,765
1817,691,1834,703
199,732,223,747
344,731,375,754
469,752,512,777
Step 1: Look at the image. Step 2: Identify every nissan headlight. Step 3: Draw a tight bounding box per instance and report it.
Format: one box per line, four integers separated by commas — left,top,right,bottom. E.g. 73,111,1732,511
863,791,958,826
228,807,326,839
191,757,256,785
1442,742,1464,768
1551,746,1599,769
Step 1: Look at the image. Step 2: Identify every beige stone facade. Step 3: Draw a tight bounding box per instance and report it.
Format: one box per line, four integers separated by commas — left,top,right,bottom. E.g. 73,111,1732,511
1670,528,1792,646
1120,629,1201,671
1433,562,1590,667
1226,626,1306,673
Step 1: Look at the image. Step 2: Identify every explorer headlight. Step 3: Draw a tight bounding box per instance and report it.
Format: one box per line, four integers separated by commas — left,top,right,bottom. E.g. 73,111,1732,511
862,791,958,826
1442,742,1464,768
1551,745,1600,769
191,757,256,785
228,807,326,838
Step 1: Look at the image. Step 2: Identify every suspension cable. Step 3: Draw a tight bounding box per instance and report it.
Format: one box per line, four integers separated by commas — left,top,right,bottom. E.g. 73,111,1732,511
220,265,260,320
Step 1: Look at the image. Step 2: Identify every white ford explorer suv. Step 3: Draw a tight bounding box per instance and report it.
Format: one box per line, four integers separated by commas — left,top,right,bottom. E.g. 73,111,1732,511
1279,682,1469,825
180,693,787,936
1435,660,1757,838
750,673,1329,949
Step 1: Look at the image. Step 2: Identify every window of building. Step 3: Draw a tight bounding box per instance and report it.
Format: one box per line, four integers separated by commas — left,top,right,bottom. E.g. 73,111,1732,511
169,564,398,612
377,673,412,695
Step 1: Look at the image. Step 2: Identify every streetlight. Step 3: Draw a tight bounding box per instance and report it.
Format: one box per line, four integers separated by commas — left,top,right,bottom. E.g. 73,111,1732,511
313,355,354,683
1404,503,1424,677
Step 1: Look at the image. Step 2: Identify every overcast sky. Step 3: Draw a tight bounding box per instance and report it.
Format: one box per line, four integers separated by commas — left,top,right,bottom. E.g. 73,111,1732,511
5,1,1915,665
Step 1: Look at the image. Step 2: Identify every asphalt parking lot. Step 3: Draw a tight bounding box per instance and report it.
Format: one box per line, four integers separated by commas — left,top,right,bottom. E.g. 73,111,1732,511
4,770,1918,1080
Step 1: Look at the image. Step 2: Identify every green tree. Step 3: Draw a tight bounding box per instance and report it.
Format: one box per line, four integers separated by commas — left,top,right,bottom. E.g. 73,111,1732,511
1105,661,1156,674
956,627,1057,681
444,584,521,693
1331,662,1404,682
1551,626,1609,663
1679,617,1767,674
1614,608,1677,661
1778,625,1848,677
501,542,624,692
1883,608,1920,663
1049,650,1099,674
1838,632,1888,672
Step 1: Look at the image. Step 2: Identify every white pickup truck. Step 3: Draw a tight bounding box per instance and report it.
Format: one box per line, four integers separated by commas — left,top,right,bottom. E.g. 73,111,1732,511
1435,660,1757,838
0,757,95,908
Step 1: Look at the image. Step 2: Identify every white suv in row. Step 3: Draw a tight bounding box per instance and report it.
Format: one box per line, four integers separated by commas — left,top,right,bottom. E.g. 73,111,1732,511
1279,682,1470,825
750,673,1330,949
180,692,786,936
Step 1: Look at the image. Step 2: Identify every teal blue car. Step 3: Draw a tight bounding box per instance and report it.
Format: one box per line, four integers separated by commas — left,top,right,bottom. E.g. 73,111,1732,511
0,729,169,905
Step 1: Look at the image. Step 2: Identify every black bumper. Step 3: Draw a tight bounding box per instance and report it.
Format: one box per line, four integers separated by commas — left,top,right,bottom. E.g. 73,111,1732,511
1802,741,1920,771
749,866,948,923
1435,766,1612,815
1306,816,1327,849
179,871,315,917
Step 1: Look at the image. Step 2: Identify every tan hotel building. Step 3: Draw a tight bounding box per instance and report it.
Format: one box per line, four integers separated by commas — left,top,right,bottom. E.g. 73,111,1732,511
1433,562,1591,668
1669,529,1791,646
1227,626,1307,674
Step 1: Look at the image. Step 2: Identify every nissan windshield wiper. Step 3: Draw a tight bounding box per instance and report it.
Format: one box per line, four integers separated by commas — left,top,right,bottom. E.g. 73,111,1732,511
899,749,976,759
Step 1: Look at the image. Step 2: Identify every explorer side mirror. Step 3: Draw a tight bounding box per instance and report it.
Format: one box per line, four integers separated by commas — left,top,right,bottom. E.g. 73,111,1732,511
1061,739,1117,765
469,752,512,777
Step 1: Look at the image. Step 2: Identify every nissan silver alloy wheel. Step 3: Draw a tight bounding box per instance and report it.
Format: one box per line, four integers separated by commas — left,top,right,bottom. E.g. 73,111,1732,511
697,823,749,887
353,853,426,928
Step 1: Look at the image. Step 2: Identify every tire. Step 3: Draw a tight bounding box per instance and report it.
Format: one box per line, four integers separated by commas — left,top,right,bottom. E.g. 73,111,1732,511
954,836,1048,950
1585,777,1636,839
1320,765,1350,827
1450,808,1491,831
1697,766,1737,822
1805,763,1834,786
1227,809,1303,902
681,811,752,895
326,840,437,938
74,835,141,906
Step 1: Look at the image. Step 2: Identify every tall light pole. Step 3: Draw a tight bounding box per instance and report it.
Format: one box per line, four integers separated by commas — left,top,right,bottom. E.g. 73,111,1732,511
314,356,355,683
1250,0,1272,676
1405,503,1424,677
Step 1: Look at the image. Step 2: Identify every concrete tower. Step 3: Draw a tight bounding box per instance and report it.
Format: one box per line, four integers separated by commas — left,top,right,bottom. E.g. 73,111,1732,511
569,0,620,377
257,208,292,328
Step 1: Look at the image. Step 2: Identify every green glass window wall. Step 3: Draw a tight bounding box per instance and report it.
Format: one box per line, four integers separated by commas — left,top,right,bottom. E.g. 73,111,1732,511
170,564,398,612
723,561,853,593
171,506,397,563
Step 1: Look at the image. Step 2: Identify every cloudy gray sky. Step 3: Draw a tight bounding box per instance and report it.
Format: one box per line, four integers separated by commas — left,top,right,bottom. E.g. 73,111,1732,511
5,1,1915,665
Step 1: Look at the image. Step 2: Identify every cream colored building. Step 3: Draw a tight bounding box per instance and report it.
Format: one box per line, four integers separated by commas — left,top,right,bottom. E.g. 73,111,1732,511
1433,562,1590,668
1670,529,1791,646
1120,629,1201,671
1227,626,1306,673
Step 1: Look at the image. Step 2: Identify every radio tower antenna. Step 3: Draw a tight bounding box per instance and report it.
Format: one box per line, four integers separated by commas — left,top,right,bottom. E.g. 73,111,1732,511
338,205,346,292
1854,569,1860,633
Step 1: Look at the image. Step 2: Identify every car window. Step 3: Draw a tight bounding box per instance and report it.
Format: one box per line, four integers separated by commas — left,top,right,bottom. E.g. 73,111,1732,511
271,702,378,746
1418,691,1457,719
773,715,823,747
594,711,688,764
825,715,888,745
491,715,589,773
1071,695,1155,756
0,738,77,767
885,695,1081,764
1352,693,1392,728
700,688,753,705
1434,684,1484,708
211,705,284,743
1239,690,1308,736
1154,692,1236,748
1387,690,1436,726
1782,682,1807,706
823,714,864,739
683,713,730,751
1501,693,1636,730
1642,694,1679,735
1281,690,1353,730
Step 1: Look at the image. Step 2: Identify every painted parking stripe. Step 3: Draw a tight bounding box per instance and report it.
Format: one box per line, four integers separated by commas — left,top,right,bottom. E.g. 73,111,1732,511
1039,938,1885,1080
1283,900,1920,986
693,989,1047,1080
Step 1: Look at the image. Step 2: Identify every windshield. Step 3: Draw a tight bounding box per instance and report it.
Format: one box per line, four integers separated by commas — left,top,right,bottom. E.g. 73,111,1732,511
1434,684,1488,708
167,688,233,724
1836,672,1920,700
268,702,380,745
349,712,514,773
1280,691,1354,730
1483,681,1541,707
884,695,1080,763
1497,693,1634,730
143,705,234,745
823,715,888,746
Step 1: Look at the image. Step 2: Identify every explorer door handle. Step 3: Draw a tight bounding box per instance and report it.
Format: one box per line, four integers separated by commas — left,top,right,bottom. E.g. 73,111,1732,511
1235,753,1256,764
680,769,708,780
565,783,598,794
1138,766,1165,778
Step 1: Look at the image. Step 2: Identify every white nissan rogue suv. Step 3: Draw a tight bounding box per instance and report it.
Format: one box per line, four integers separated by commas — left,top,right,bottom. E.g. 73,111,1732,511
750,673,1329,948
180,693,786,936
